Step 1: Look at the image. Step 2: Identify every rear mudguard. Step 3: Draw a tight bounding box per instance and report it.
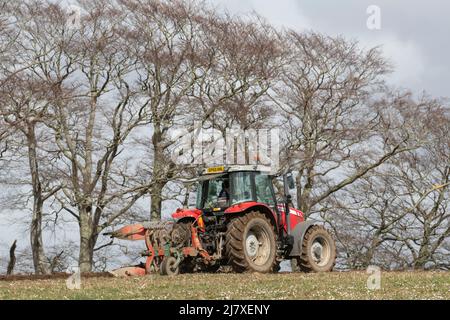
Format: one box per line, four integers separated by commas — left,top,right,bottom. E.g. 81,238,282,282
288,221,315,257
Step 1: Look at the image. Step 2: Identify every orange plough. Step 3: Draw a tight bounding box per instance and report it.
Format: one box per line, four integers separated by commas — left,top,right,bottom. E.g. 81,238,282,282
105,220,213,277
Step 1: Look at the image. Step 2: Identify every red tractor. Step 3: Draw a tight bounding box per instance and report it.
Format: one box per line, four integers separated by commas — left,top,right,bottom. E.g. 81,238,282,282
107,165,336,276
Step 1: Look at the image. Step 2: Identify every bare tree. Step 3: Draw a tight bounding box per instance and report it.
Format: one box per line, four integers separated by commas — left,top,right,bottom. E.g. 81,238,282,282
0,1,68,274
196,14,283,133
0,0,13,77
118,0,284,219
190,13,285,169
382,95,450,269
117,0,215,220
275,32,419,217
326,93,450,270
40,0,157,272
0,75,62,274
2,0,286,272
0,0,149,272
0,0,16,155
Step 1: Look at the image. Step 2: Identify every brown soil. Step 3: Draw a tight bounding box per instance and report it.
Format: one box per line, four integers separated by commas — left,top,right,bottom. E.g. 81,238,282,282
0,272,114,282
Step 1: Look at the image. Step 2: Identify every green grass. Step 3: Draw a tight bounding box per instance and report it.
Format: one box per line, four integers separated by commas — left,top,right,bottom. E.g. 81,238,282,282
0,271,449,300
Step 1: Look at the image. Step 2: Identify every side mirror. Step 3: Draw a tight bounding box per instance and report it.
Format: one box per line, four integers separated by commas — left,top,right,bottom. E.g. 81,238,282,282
286,174,295,190
286,194,293,205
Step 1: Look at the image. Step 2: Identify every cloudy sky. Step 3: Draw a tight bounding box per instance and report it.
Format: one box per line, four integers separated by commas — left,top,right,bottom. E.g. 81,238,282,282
212,0,449,98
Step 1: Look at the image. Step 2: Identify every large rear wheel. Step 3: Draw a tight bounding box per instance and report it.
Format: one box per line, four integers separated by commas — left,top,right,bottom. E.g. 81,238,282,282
225,211,277,273
297,225,336,272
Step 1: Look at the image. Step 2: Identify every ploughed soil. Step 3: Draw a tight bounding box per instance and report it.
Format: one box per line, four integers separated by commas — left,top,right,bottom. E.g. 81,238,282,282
0,272,114,282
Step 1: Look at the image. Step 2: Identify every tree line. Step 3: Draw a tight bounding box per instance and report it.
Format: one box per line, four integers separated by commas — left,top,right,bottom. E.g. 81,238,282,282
0,0,448,273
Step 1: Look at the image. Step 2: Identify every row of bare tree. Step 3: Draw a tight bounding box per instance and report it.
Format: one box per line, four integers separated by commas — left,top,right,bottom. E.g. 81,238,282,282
0,0,448,273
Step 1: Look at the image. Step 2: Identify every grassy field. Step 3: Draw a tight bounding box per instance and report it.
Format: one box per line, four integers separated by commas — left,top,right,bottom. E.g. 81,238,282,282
0,271,449,300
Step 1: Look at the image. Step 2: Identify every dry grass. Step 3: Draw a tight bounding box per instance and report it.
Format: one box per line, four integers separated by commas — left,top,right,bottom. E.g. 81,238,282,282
0,271,449,300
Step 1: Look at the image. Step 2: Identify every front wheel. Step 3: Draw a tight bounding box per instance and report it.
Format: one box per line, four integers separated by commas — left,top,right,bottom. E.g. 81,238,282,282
297,225,336,273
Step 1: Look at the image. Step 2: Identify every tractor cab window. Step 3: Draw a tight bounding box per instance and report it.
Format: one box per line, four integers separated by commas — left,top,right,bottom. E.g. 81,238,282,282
255,173,276,206
197,175,230,209
230,172,253,204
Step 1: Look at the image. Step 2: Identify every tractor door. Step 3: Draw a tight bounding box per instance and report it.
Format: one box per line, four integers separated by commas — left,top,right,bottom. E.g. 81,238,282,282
254,172,277,209
254,172,282,232
230,172,254,204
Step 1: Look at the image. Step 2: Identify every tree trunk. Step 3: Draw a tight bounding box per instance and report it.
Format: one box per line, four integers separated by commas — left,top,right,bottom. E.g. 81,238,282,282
30,199,50,274
413,245,430,270
7,240,17,275
295,173,302,210
78,209,97,272
150,182,163,221
151,129,165,221
26,124,50,275
299,167,314,216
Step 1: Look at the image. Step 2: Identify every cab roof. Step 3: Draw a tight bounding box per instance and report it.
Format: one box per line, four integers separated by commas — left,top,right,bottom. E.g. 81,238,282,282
202,165,274,175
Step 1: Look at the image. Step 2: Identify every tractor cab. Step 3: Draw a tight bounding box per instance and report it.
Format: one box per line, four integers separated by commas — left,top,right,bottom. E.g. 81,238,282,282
194,165,277,214
185,165,306,242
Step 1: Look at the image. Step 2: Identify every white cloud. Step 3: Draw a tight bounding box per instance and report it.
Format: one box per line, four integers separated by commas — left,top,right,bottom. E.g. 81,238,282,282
360,35,426,91
248,0,312,30
212,0,311,30
211,0,428,93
